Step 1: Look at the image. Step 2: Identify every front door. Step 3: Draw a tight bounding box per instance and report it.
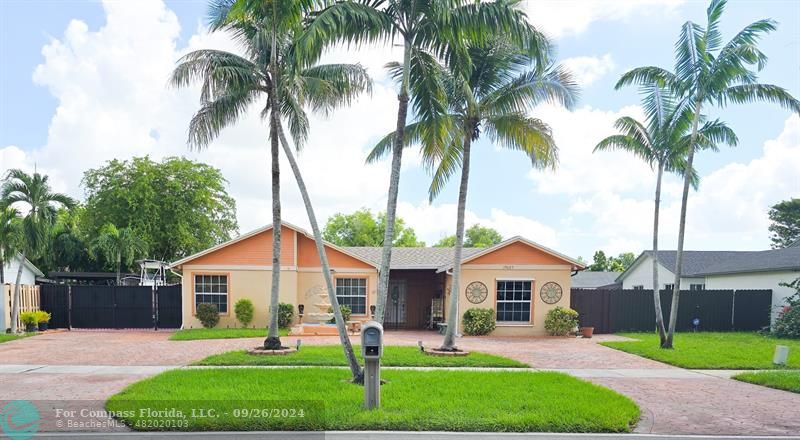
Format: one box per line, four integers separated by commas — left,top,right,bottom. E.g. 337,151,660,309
385,280,407,328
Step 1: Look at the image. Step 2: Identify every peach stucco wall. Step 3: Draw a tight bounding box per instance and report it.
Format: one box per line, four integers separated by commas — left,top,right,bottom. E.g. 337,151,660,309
444,265,573,336
296,234,373,269
188,226,295,267
467,241,569,266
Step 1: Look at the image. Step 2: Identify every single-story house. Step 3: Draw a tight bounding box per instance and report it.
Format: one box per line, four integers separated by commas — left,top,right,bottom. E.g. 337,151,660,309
571,271,621,289
1,254,45,331
617,248,800,320
170,221,585,336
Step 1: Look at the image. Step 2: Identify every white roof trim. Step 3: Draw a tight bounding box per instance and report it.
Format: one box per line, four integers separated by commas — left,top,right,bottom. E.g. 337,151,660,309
436,236,585,273
6,253,45,278
170,222,379,269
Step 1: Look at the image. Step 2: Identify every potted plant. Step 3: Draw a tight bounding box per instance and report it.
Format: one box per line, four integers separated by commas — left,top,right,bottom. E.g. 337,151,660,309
36,311,52,331
20,311,39,333
580,324,595,338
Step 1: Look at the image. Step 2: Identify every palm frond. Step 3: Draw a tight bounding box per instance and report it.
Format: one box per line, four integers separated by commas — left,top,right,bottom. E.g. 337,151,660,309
484,113,558,170
721,84,800,113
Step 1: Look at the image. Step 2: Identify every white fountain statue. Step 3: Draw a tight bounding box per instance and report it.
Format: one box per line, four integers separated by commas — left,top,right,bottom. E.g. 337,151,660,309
290,286,340,336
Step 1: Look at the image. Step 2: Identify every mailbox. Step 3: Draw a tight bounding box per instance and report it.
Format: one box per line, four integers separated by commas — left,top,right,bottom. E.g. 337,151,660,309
361,321,384,358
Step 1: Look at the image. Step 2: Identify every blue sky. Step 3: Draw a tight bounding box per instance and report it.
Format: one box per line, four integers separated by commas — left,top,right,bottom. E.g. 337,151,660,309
1,0,799,261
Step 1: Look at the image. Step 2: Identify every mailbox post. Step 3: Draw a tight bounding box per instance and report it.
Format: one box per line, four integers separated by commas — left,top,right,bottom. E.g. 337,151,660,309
361,321,383,409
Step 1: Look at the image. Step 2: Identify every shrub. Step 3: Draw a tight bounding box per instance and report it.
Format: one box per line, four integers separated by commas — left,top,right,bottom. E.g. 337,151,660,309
234,299,254,328
20,311,39,325
773,278,800,339
544,306,579,336
462,308,496,336
34,311,51,324
196,304,220,329
328,304,352,323
278,303,294,329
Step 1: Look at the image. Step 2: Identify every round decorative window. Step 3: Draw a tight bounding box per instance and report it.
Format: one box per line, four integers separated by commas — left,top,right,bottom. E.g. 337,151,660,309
540,282,563,304
465,281,488,304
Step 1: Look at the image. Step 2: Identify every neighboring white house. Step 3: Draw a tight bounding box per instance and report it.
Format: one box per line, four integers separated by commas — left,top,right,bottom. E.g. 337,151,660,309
1,254,44,331
617,247,800,321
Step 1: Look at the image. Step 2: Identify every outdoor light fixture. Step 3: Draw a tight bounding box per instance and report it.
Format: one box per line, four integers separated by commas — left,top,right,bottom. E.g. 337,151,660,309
418,340,424,352
298,304,305,315
370,305,376,318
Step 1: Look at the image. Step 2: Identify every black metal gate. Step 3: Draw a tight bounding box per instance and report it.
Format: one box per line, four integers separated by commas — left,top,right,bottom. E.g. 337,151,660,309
40,284,182,329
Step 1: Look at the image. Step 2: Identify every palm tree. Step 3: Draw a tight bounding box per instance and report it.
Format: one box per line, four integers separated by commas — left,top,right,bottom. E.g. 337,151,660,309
0,206,21,286
172,0,370,379
595,85,737,346
617,0,800,347
1,169,75,333
302,0,548,323
370,39,578,350
90,224,146,285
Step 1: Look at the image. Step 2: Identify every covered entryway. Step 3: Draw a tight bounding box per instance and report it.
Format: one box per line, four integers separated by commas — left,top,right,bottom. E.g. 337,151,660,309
384,270,446,330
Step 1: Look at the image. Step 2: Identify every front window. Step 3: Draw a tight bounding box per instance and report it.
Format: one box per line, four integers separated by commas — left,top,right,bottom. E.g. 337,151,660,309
632,285,644,290
195,274,228,314
664,283,675,291
496,280,531,322
336,278,367,315
690,284,705,291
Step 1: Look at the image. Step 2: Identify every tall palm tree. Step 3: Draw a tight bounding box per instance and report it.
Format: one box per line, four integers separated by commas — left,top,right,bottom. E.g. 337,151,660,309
302,0,548,323
595,85,737,346
617,0,800,347
1,169,75,333
172,0,371,379
0,206,21,286
90,224,147,285
370,39,578,350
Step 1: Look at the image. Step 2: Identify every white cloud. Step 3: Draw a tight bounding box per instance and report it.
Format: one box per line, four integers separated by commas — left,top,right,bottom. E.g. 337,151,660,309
524,0,685,38
2,0,400,234
397,201,559,248
561,54,615,86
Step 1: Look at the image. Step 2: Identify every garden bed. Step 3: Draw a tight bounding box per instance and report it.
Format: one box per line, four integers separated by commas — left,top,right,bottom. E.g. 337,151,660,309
170,328,289,341
601,332,800,369
107,368,639,432
194,345,526,368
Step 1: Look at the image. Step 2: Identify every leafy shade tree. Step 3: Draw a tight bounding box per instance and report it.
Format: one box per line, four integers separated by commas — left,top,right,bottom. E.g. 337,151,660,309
304,0,548,324
587,251,641,272
172,0,370,378
323,209,425,247
617,0,800,347
90,224,147,285
0,206,21,285
373,38,577,351
768,198,800,249
1,170,75,333
434,224,503,248
82,157,237,262
595,84,736,345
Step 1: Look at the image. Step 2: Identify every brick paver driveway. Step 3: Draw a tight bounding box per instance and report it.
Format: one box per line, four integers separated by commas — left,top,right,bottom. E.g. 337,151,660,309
1,330,799,436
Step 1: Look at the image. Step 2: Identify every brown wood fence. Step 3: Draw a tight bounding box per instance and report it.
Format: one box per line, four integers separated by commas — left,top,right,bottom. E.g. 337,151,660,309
570,288,772,333
3,284,40,331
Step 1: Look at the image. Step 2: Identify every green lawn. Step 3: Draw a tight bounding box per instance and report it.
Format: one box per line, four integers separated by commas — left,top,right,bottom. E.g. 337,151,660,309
107,368,639,432
195,345,527,368
170,328,289,341
734,371,800,394
0,333,34,344
602,332,800,369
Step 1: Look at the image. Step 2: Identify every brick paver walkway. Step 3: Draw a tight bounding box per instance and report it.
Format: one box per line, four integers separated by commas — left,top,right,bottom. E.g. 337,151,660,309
1,330,798,436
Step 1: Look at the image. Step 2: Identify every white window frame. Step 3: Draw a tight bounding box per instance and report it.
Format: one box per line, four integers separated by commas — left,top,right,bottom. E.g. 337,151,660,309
335,277,368,316
495,279,532,323
194,274,229,314
632,285,644,290
689,283,705,291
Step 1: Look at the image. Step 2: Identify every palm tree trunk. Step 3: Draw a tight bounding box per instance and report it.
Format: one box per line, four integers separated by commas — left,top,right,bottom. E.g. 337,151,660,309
441,131,472,351
10,251,26,333
652,163,667,346
375,38,412,324
1,252,5,285
665,102,703,348
116,255,121,285
264,7,283,350
277,124,363,382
